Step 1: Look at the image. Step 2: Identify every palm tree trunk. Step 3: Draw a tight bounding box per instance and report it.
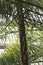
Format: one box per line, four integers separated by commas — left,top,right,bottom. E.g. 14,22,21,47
16,0,28,65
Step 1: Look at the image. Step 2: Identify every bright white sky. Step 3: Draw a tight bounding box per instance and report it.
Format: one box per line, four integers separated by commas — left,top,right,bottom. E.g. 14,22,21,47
0,49,4,54
0,32,19,54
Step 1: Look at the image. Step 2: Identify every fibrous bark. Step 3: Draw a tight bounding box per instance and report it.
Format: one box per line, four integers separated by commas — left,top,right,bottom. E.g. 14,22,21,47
16,0,28,65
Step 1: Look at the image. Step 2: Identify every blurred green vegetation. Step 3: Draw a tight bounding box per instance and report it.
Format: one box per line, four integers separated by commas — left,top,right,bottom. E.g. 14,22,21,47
0,41,43,65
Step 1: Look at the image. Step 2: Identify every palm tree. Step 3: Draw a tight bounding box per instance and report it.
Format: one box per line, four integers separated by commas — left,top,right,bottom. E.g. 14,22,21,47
0,0,43,65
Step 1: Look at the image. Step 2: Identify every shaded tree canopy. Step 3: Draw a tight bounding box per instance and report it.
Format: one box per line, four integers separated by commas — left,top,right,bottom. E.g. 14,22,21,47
0,0,43,30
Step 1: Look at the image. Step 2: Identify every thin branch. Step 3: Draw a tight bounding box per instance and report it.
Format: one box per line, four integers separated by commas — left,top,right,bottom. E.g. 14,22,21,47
5,31,18,34
31,37,43,42
30,60,43,63
21,1,43,9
